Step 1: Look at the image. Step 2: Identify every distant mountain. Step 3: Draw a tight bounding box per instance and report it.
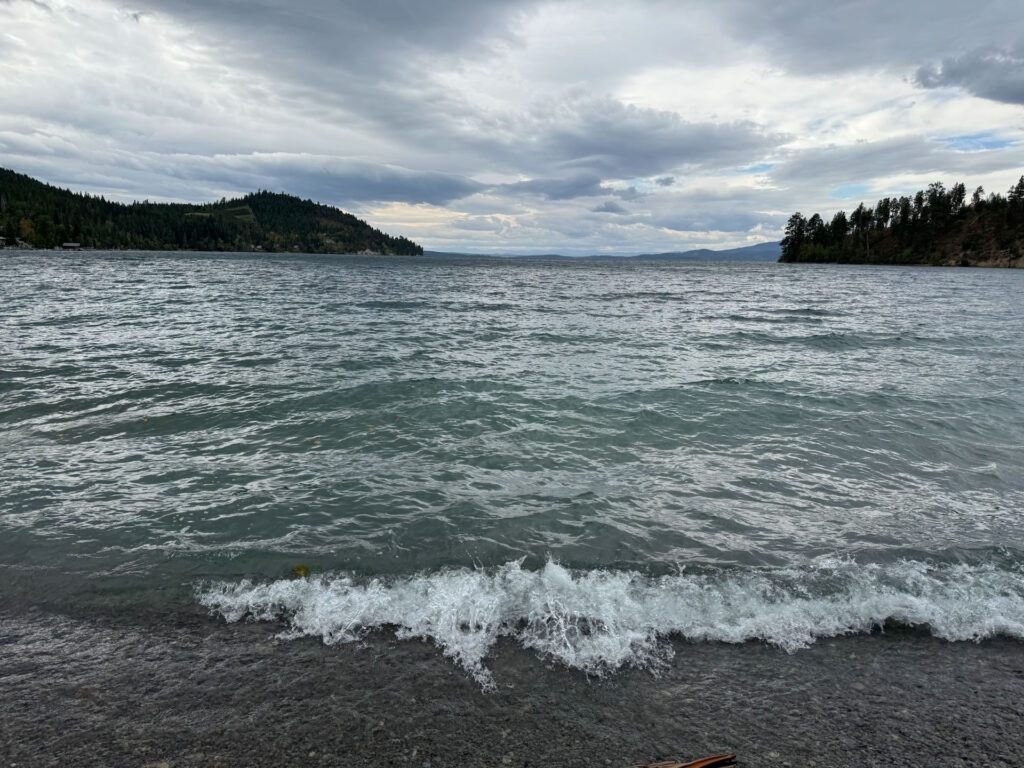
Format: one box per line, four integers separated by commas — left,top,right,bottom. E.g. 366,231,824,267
631,242,781,261
425,242,782,260
0,167,422,255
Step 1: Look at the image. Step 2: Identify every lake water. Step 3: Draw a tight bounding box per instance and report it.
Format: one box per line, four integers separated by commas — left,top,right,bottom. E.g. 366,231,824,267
2,250,1023,689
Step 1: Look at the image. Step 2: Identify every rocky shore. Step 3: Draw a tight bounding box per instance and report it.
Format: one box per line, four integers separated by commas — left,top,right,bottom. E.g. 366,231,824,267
2,604,1022,768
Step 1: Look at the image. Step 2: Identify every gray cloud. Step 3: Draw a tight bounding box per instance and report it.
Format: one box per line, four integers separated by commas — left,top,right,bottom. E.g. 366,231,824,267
135,0,531,65
716,0,1024,74
195,155,484,206
531,95,782,179
3,0,1023,255
451,215,507,231
916,46,1024,105
771,136,1024,190
498,174,605,200
653,211,780,233
592,200,629,214
0,144,482,206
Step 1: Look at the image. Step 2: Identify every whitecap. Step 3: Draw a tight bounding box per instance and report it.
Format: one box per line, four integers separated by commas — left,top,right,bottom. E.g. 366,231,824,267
196,558,1024,690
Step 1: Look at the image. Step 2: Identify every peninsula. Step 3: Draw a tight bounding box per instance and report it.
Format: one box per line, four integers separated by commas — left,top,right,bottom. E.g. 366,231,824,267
780,176,1024,267
0,168,423,255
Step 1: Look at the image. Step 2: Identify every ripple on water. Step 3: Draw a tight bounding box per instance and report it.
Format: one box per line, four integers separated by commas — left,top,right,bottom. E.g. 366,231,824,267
0,252,1022,597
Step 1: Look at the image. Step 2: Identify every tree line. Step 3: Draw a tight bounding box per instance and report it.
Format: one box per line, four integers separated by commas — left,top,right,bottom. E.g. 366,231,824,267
780,175,1024,266
0,167,423,255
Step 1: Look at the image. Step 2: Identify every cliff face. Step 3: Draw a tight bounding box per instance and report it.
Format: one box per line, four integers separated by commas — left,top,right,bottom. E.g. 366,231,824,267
780,177,1024,268
0,168,423,255
924,210,1024,267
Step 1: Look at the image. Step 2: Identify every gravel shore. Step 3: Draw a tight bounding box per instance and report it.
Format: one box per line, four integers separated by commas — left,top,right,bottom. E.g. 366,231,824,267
2,605,1023,768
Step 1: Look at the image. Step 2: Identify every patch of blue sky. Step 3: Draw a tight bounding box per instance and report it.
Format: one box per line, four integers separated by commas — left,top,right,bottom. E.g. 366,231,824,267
940,133,1013,152
830,184,869,199
729,162,774,176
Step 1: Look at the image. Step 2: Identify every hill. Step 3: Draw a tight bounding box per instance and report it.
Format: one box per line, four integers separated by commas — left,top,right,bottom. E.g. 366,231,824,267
633,242,781,261
780,176,1024,268
0,168,422,255
423,242,781,260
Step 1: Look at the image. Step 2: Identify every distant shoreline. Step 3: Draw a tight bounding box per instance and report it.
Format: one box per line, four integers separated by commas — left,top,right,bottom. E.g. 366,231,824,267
2,243,783,261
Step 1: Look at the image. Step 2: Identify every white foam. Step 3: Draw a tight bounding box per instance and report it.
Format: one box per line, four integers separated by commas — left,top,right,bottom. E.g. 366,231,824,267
196,558,1024,689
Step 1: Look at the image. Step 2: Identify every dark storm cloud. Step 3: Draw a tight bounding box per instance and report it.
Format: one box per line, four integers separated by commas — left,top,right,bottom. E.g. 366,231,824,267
916,47,1024,105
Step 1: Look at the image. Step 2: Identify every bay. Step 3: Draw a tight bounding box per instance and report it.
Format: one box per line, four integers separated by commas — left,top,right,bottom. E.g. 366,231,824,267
2,250,1023,683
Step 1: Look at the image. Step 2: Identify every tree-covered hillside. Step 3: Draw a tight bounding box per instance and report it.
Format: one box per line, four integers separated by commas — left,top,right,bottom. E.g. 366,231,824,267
780,175,1024,267
0,168,422,255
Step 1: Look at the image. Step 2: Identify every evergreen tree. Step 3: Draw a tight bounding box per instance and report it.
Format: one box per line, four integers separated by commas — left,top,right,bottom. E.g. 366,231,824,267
779,174,1024,266
780,212,807,260
0,167,424,255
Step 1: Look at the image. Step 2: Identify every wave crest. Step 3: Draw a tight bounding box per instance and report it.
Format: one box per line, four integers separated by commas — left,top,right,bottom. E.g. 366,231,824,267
196,558,1024,689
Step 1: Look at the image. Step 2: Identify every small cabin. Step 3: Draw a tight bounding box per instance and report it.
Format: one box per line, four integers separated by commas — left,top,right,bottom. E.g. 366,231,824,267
61,242,82,250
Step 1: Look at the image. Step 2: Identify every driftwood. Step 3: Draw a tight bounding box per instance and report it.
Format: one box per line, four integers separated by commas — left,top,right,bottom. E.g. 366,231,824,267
630,754,737,768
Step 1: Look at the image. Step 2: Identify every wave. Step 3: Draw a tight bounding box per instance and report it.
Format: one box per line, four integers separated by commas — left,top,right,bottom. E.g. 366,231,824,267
196,558,1024,690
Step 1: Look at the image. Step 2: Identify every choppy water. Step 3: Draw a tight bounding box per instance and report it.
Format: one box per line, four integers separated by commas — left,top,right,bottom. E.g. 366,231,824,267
2,251,1023,684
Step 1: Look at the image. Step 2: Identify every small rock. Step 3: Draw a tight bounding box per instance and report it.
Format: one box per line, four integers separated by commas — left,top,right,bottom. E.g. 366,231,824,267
852,681,866,691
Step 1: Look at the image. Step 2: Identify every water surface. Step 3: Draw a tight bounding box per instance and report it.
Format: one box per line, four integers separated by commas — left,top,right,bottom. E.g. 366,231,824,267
2,251,1022,683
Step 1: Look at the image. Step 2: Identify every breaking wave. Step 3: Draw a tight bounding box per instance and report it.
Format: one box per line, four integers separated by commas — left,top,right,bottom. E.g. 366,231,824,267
197,558,1024,689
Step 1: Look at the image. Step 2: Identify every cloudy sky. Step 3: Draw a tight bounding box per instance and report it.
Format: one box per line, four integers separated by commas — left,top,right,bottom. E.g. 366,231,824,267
2,0,1023,254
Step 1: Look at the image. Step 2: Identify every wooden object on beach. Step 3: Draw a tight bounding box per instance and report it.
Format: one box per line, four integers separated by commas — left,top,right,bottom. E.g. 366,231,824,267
631,754,737,768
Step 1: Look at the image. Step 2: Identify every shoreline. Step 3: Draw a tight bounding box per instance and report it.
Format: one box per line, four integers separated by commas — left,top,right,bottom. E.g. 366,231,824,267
3,603,1022,767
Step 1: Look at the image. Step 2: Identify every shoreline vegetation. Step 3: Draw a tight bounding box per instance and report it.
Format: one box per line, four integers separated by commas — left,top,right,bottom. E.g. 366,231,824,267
781,175,1024,268
0,167,422,255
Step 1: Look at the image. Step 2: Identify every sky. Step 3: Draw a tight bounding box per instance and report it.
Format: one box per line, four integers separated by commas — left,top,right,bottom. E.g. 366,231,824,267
1,0,1023,255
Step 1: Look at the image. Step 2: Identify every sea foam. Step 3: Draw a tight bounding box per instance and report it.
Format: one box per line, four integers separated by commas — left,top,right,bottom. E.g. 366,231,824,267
196,558,1024,689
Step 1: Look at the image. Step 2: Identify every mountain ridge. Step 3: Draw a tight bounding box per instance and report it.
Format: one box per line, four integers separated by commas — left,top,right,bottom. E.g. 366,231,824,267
424,242,781,260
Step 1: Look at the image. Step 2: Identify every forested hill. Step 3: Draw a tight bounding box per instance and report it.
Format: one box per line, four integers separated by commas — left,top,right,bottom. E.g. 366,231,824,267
780,175,1024,268
0,168,423,255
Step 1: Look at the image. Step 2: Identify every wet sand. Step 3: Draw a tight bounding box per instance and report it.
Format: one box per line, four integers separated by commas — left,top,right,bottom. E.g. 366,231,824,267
2,604,1023,768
